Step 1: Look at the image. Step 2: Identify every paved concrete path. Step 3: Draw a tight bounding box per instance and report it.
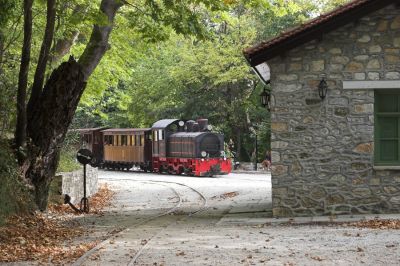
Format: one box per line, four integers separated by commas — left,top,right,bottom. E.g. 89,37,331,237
72,170,400,266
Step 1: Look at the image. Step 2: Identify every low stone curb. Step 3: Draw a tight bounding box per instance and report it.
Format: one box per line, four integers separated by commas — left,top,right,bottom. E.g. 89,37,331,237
219,212,400,226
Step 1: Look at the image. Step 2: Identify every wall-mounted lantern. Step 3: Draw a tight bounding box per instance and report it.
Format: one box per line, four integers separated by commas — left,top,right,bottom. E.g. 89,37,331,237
318,78,328,100
252,62,271,110
260,87,270,110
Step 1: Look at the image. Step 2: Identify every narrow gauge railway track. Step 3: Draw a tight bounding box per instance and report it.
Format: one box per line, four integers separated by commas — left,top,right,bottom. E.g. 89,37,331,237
72,179,208,266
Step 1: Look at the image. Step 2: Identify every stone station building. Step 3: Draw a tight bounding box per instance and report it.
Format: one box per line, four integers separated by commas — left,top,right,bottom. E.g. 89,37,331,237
244,0,400,217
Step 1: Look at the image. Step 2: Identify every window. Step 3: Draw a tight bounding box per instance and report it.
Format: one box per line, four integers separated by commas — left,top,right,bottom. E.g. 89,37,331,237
158,129,164,141
375,91,400,165
121,135,127,146
104,135,113,145
153,131,158,142
115,135,119,146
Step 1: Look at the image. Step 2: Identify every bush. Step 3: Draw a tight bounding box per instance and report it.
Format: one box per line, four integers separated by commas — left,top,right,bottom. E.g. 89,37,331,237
0,140,33,225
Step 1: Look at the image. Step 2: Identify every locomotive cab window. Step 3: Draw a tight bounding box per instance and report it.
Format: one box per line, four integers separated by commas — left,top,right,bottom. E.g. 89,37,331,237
154,131,158,142
158,130,164,141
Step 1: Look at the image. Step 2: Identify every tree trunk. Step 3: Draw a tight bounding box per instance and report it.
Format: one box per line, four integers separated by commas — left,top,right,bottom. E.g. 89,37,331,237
15,0,33,162
26,57,86,210
0,31,4,69
23,0,123,210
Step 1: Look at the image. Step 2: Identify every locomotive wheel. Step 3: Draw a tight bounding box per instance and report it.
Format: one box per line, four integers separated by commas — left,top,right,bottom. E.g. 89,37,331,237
177,167,184,175
167,166,174,175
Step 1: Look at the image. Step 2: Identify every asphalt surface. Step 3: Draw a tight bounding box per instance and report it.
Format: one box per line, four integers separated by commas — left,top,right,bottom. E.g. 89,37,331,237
71,170,400,266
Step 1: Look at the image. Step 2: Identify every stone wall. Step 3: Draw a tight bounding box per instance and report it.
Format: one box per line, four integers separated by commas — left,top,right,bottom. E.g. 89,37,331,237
59,165,98,204
268,5,400,217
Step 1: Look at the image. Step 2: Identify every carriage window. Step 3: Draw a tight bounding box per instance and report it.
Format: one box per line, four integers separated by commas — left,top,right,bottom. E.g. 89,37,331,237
104,135,113,145
114,135,118,146
121,135,127,146
140,135,143,146
94,134,99,144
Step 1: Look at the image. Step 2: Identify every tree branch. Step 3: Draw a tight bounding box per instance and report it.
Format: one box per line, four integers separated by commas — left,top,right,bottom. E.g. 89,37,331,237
15,0,33,158
78,0,123,81
27,0,56,113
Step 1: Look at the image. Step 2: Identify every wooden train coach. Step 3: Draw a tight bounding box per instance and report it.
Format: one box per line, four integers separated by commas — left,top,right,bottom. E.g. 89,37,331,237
101,128,152,171
76,118,231,177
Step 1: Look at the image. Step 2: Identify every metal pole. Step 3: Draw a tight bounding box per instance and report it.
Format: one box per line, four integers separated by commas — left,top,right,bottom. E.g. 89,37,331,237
254,134,257,171
83,164,87,199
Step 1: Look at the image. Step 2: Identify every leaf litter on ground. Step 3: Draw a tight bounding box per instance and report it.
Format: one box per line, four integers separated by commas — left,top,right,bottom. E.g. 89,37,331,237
0,184,115,264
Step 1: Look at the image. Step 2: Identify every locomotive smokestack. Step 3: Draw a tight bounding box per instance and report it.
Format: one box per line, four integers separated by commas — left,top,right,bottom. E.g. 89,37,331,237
197,119,208,132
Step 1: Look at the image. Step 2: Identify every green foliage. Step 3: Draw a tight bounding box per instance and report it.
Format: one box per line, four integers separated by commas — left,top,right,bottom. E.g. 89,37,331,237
0,140,33,224
123,1,310,161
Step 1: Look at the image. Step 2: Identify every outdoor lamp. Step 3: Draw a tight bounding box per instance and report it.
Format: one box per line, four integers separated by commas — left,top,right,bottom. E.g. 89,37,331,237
318,78,328,99
260,87,270,109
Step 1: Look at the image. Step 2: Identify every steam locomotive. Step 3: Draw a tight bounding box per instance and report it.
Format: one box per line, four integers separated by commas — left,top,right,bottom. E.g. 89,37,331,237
78,119,231,177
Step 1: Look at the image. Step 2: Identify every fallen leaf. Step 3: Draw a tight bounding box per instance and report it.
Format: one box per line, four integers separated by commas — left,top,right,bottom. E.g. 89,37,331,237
176,251,185,256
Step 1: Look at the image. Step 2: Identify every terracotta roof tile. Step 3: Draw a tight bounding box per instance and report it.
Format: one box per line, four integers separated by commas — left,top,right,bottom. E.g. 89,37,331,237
244,0,396,65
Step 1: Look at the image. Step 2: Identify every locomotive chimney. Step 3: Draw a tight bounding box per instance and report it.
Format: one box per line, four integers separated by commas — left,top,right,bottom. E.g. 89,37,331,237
185,120,195,132
197,119,208,131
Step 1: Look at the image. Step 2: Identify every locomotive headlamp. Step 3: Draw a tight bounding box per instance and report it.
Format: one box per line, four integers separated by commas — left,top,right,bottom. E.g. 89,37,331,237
207,125,213,131
178,120,185,127
220,151,225,157
201,151,207,157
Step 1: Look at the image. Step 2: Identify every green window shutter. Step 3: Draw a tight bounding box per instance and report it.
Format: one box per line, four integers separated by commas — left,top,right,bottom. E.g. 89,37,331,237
375,92,400,165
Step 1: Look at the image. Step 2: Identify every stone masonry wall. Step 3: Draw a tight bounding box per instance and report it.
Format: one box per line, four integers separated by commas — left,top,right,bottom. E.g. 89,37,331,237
60,165,98,204
268,5,400,217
